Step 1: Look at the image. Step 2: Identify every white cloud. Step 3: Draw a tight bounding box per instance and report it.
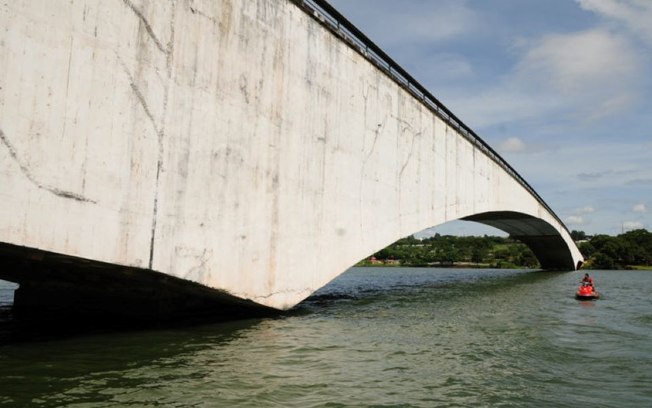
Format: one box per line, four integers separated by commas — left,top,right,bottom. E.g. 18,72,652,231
623,221,644,230
633,203,647,213
584,93,638,122
566,215,585,225
577,0,652,45
499,137,526,153
514,29,641,122
564,206,595,226
447,28,643,129
575,206,596,215
517,30,639,94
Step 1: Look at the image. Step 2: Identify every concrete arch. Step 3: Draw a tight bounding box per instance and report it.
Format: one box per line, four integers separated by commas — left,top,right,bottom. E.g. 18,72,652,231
0,0,582,315
463,212,582,270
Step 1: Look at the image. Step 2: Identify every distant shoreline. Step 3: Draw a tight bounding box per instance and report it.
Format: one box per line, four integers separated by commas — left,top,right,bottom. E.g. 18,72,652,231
355,261,652,271
355,261,520,269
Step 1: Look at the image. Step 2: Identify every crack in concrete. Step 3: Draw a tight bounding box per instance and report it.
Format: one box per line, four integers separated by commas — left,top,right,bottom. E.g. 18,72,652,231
183,248,213,280
121,0,176,71
0,128,96,203
250,287,314,302
61,35,74,142
189,1,218,25
399,127,421,179
116,0,177,269
121,0,168,55
116,56,164,269
148,2,176,269
118,55,163,136
166,2,176,71
359,117,386,232
363,117,385,167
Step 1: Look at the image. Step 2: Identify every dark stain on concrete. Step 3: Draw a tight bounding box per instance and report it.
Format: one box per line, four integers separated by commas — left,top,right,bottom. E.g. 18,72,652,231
0,128,96,203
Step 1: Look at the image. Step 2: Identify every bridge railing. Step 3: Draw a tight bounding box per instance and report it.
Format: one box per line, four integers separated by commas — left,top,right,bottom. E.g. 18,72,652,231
291,0,570,234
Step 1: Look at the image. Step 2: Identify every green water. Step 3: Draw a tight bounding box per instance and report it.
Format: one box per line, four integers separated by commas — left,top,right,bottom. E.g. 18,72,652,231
1,268,651,407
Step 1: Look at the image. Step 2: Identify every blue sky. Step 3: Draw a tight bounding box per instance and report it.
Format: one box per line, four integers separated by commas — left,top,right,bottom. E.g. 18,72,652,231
328,0,652,236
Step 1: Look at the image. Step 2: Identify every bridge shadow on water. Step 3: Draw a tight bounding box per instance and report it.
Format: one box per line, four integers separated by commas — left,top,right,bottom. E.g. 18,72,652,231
0,278,282,345
0,243,283,344
0,268,572,344
0,304,281,346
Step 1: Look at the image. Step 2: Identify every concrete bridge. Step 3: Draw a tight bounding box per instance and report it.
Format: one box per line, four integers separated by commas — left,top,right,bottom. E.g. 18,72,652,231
0,0,582,319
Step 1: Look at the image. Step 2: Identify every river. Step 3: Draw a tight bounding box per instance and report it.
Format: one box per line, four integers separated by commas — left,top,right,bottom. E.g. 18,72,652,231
1,268,651,407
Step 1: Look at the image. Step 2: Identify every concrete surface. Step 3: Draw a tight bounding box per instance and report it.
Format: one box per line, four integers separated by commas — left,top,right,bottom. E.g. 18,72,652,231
0,0,583,312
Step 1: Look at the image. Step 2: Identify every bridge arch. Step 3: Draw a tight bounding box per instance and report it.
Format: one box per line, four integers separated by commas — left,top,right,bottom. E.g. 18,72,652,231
462,212,582,270
0,0,582,314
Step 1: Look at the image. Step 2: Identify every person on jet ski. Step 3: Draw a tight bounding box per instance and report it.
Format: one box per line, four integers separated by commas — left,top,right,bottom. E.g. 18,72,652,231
581,273,594,288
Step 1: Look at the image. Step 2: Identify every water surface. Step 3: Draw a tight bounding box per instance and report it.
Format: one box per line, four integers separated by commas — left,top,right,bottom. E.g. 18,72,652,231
1,268,651,407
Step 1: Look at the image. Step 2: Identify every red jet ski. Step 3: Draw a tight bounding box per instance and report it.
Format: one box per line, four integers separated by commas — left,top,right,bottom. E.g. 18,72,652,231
575,282,599,300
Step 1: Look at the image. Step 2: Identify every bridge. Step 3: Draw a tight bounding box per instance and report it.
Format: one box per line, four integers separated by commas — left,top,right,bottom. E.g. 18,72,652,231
0,0,582,320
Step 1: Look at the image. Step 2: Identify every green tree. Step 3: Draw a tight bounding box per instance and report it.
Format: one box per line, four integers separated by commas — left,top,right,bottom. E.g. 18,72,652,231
471,247,488,263
571,230,587,241
518,248,539,268
593,252,615,269
578,241,596,258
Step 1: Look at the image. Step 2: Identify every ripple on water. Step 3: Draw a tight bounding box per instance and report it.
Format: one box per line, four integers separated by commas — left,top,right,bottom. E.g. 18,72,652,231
1,269,652,407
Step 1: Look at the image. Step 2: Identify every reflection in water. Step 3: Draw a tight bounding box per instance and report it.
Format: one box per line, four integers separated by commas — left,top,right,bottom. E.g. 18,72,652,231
578,299,597,309
1,269,652,407
0,317,264,406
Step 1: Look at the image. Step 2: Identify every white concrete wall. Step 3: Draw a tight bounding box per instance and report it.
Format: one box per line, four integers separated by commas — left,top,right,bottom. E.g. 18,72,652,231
0,0,582,310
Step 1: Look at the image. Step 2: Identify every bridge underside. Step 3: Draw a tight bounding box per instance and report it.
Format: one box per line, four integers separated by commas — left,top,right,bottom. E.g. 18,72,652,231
0,243,275,324
1,211,579,322
463,212,580,270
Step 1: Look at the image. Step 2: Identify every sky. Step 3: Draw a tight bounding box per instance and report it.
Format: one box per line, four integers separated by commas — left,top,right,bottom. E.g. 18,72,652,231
328,0,652,237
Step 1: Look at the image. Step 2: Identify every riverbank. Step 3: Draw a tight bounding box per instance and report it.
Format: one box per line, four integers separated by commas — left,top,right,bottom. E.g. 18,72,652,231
356,260,652,270
626,265,652,270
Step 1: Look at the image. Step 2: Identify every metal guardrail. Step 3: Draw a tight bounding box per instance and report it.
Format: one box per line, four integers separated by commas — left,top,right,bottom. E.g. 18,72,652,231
290,0,570,234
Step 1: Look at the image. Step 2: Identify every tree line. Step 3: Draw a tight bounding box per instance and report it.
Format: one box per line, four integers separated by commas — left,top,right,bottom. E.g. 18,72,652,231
362,234,540,269
574,229,652,269
359,228,652,270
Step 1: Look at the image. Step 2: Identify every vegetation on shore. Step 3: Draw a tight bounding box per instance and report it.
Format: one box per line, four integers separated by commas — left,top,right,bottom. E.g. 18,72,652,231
575,229,652,270
357,234,540,269
357,228,652,270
